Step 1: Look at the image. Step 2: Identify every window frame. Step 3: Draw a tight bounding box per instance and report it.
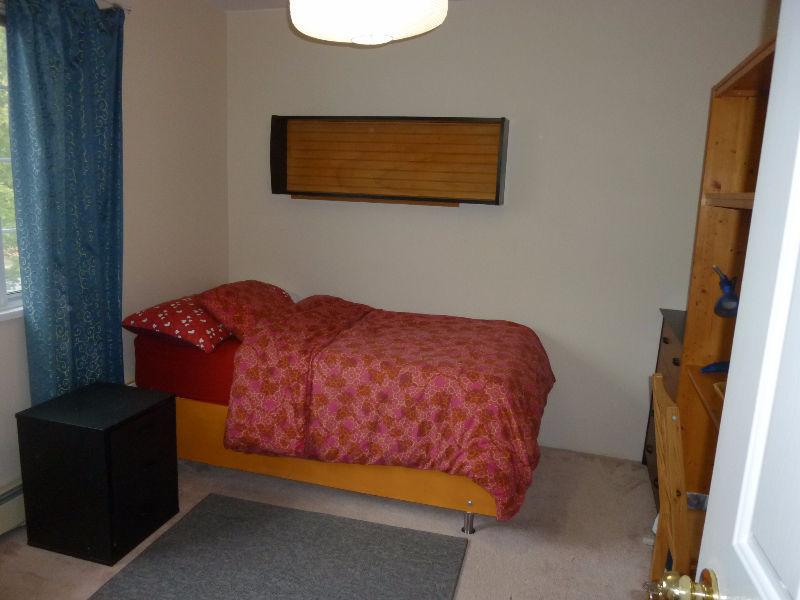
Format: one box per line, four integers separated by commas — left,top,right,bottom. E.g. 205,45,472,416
0,223,6,307
0,206,20,312
0,17,21,313
0,228,21,311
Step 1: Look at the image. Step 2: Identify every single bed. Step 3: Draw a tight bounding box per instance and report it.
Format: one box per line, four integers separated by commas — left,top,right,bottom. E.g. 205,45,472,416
130,283,555,527
135,334,502,520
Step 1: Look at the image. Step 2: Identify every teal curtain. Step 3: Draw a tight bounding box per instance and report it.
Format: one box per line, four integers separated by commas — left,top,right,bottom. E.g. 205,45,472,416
6,0,125,404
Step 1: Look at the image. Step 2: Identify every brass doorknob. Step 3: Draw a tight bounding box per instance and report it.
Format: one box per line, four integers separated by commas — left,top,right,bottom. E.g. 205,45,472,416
644,569,719,599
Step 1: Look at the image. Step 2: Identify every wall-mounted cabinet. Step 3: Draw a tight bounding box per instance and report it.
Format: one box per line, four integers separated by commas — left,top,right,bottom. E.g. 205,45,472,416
270,116,509,206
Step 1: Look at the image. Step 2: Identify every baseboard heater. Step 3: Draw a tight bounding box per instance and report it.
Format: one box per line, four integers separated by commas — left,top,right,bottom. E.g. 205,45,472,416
0,480,25,535
270,116,509,206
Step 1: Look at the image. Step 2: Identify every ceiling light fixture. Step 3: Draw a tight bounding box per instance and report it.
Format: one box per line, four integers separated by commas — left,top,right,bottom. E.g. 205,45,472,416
289,0,448,46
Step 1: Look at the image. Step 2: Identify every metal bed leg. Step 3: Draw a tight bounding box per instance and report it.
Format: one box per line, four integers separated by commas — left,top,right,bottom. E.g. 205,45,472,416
461,500,475,535
461,511,475,535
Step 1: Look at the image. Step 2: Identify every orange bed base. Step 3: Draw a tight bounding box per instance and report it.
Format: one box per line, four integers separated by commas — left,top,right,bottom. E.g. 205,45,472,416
176,396,497,517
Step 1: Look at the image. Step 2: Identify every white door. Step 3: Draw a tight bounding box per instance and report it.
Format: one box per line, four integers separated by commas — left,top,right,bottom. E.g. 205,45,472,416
697,2,800,598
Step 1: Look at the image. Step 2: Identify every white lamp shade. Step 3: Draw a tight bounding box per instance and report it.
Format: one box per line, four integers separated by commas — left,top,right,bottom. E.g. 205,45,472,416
289,0,448,46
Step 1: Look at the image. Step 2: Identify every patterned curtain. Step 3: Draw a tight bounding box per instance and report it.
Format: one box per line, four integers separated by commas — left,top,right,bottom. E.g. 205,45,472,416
6,0,125,404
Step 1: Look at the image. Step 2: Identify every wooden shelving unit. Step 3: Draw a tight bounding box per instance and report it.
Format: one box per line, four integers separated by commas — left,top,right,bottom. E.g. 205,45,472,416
701,192,755,210
713,41,775,98
674,39,775,494
685,365,725,432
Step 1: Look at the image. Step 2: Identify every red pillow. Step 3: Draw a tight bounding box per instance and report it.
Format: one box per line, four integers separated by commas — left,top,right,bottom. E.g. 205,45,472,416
122,296,232,353
197,280,295,339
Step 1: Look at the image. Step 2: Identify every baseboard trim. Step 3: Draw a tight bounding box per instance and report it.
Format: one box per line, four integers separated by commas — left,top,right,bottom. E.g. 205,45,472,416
0,480,25,535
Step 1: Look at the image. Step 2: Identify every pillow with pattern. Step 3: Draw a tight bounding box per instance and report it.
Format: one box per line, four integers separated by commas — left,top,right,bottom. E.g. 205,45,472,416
122,296,232,353
197,280,295,339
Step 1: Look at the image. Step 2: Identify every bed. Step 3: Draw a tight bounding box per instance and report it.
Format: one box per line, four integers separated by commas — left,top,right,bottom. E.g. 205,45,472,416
129,282,555,527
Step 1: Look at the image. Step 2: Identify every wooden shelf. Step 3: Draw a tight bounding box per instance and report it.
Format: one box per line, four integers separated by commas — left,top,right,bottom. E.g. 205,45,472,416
672,39,770,494
713,39,775,98
702,192,754,210
686,365,726,431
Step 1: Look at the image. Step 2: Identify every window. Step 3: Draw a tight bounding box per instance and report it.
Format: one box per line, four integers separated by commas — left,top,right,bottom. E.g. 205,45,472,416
0,23,20,310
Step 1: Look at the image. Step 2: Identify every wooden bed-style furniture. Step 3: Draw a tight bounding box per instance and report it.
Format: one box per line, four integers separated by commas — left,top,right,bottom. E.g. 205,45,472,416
131,290,552,529
176,396,498,522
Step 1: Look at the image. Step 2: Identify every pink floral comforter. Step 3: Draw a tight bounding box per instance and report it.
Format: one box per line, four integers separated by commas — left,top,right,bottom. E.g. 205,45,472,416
224,295,555,520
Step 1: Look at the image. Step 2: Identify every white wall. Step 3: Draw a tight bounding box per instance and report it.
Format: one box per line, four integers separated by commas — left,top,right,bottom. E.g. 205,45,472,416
121,0,229,380
0,0,229,488
226,0,776,460
0,318,30,487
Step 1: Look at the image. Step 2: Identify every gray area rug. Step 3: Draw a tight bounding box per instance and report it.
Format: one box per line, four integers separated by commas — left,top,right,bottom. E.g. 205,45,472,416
91,494,467,600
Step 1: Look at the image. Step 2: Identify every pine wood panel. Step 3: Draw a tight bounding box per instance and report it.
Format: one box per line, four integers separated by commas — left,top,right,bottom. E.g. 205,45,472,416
286,179,496,200
288,152,499,165
651,374,692,577
289,119,501,136
289,166,497,183
682,205,751,368
702,191,755,210
287,158,499,173
714,39,775,98
291,132,501,146
291,195,458,208
676,368,719,493
702,96,768,195
686,365,725,432
272,117,508,205
290,140,498,155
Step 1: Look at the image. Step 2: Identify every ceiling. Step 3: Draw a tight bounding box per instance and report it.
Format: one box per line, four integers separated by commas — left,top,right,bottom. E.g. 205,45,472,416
208,0,465,11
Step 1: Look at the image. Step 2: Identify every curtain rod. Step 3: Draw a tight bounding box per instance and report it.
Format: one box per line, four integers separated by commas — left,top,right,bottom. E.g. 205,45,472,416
97,0,132,14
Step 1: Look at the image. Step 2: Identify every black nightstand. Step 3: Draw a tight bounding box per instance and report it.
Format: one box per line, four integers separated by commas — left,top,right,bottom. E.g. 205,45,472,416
16,382,178,565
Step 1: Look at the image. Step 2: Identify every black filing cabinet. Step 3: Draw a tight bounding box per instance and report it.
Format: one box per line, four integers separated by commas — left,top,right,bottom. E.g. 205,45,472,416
16,383,178,565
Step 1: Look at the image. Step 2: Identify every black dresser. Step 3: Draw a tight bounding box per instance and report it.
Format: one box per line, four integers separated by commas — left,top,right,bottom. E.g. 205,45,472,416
16,383,178,565
642,308,686,510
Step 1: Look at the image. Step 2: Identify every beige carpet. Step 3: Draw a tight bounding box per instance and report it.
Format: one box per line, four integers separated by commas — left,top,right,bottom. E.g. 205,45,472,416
0,447,656,600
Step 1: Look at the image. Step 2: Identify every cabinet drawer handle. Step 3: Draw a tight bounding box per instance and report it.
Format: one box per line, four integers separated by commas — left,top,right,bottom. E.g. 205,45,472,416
653,478,659,488
672,357,681,367
645,444,654,454
662,336,670,345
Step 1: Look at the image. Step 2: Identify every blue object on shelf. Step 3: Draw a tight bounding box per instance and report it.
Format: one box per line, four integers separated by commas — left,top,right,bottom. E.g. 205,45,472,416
701,361,730,374
713,265,739,318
